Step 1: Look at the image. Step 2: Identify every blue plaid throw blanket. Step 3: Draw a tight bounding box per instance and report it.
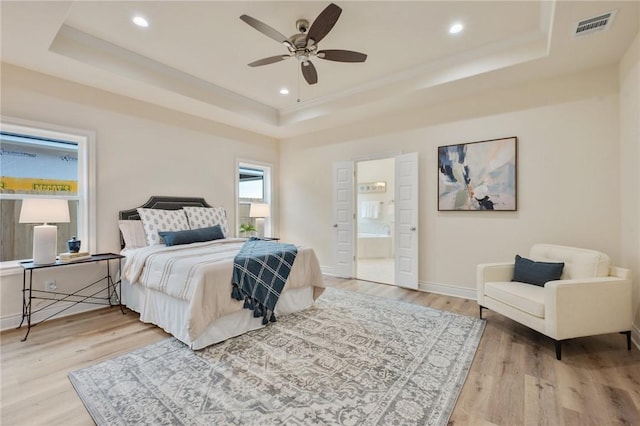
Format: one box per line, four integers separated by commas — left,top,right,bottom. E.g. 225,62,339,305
231,238,298,325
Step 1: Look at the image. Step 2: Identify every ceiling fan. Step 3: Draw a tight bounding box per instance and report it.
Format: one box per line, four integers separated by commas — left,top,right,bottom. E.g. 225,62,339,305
240,3,367,85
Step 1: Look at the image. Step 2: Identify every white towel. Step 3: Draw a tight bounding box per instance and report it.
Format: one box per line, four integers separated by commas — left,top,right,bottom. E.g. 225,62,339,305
360,201,371,218
360,201,380,219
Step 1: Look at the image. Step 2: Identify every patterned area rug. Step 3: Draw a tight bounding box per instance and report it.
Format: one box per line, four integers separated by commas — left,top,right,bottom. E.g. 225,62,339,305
69,287,485,425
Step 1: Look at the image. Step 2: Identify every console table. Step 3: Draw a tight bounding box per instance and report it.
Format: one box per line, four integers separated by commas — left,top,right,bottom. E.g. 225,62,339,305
18,253,125,341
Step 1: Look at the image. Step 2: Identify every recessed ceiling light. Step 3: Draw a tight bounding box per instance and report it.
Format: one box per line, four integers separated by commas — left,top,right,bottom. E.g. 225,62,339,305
279,88,289,95
449,23,464,34
132,16,149,28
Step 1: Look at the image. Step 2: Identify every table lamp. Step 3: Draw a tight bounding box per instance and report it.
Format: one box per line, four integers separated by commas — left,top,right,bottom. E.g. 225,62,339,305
249,202,270,238
19,199,70,264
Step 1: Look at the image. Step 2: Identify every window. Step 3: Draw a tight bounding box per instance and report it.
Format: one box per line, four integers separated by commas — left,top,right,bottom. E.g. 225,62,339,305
237,162,271,236
239,167,265,200
0,118,95,266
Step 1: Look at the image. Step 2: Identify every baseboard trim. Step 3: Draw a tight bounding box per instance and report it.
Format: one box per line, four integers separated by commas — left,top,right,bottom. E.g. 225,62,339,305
1,302,107,331
320,265,335,276
418,281,477,300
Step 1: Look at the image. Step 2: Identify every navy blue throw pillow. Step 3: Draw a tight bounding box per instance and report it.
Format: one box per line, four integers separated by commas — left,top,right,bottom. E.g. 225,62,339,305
512,255,564,286
159,225,224,246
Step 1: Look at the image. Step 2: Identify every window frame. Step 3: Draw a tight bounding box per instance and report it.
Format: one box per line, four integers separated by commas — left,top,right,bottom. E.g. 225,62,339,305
0,116,96,274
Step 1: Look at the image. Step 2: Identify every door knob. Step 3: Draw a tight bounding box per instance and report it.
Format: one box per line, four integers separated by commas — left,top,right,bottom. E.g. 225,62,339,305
410,226,416,231
333,224,338,228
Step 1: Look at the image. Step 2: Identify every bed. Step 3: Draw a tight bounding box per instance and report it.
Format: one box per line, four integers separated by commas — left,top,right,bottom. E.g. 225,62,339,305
118,196,325,349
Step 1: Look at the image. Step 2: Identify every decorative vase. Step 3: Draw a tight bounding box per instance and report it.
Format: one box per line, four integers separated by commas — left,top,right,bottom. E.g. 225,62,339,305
67,236,81,253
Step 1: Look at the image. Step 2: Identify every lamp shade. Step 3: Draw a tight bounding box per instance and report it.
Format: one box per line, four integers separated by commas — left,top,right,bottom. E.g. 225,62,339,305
249,203,270,218
19,199,70,224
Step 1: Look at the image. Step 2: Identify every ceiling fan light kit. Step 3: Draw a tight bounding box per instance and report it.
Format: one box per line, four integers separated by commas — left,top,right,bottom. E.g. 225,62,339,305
240,2,367,85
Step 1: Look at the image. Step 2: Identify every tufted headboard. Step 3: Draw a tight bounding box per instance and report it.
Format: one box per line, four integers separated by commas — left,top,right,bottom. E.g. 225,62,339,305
118,196,213,248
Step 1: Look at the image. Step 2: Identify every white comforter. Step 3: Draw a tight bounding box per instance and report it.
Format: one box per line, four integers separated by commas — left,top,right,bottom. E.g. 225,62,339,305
122,238,324,340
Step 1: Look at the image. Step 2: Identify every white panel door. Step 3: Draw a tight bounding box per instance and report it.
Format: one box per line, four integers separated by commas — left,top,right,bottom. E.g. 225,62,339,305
395,152,419,289
333,161,354,278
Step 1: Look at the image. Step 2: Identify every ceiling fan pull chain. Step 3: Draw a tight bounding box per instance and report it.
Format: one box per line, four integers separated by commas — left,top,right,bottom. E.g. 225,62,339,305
297,66,301,103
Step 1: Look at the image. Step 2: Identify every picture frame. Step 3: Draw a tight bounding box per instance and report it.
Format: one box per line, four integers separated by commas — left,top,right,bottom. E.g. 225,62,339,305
438,136,517,211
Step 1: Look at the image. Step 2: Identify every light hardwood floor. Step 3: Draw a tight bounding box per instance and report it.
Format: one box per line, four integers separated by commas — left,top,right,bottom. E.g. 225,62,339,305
1,277,639,425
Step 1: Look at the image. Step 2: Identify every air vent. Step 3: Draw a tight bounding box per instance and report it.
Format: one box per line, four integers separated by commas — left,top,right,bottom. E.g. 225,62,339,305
574,10,617,37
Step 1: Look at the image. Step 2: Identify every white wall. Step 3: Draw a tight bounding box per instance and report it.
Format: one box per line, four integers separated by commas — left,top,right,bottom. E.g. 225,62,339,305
280,66,623,296
0,64,278,328
618,32,640,340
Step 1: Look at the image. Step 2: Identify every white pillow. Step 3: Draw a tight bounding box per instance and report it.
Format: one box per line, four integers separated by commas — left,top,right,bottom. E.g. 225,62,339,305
137,208,190,245
118,220,148,249
183,206,229,237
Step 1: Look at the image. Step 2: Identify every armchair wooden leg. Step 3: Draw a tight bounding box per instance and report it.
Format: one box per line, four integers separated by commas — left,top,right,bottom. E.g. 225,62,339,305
555,340,562,360
621,331,631,350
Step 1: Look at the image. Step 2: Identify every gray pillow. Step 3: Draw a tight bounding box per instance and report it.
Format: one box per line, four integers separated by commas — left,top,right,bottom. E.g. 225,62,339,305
512,255,564,286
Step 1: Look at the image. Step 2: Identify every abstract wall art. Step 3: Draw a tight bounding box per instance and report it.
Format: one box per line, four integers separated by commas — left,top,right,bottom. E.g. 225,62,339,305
438,137,517,211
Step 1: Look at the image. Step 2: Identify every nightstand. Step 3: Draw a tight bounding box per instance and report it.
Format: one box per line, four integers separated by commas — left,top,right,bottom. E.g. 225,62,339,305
18,253,125,341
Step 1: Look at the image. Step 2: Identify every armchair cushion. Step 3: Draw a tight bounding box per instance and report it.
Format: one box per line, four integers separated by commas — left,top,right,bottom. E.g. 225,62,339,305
485,281,545,318
512,255,564,286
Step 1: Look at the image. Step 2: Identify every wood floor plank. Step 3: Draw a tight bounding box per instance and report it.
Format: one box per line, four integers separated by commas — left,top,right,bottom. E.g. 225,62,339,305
591,383,640,425
2,278,639,426
485,330,526,425
449,371,494,423
612,364,640,410
553,358,594,414
562,407,601,426
523,374,563,426
449,408,500,426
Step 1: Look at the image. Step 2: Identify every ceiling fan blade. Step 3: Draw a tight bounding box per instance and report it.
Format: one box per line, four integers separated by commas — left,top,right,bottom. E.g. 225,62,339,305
306,3,342,45
248,55,291,67
240,14,294,50
301,61,318,85
317,49,367,63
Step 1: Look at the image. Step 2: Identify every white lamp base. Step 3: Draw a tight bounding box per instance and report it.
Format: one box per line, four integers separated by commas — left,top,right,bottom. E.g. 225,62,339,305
255,218,265,238
33,224,58,264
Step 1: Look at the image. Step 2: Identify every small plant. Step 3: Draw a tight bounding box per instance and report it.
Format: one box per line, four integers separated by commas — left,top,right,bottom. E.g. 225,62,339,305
240,223,256,234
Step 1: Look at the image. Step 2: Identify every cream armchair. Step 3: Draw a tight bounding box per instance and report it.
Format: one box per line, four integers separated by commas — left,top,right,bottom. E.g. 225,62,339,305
477,244,632,360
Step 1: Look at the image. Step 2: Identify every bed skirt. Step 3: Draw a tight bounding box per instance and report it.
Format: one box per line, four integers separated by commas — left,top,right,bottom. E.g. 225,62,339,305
122,279,314,349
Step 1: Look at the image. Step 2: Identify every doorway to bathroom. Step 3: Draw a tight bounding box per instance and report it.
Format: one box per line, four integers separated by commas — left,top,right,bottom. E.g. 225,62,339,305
356,158,395,285
333,152,418,288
